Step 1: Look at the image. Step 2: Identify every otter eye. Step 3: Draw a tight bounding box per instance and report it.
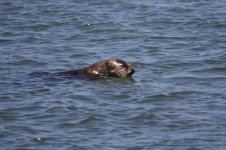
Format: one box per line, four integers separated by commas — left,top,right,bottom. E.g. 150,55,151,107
121,63,128,69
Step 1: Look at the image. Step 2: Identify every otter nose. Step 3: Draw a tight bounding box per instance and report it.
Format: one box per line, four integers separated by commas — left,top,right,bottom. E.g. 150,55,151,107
131,69,135,75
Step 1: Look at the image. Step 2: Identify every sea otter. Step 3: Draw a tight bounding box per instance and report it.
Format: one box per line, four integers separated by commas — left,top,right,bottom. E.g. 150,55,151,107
30,59,135,79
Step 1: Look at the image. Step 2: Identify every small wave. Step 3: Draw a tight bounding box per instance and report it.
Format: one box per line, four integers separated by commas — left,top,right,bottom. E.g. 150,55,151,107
69,53,94,59
78,115,104,125
28,87,51,95
126,112,156,122
139,91,203,103
28,24,50,32
8,59,48,66
192,66,226,74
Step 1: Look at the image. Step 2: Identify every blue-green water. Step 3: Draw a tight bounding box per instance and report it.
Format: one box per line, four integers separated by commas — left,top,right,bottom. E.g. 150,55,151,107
1,0,226,149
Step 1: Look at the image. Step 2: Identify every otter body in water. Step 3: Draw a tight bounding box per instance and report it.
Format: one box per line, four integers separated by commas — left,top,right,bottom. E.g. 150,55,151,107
31,59,135,79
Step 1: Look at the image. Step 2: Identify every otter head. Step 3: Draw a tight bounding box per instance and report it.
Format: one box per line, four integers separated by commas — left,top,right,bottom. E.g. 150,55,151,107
105,59,135,78
85,59,135,78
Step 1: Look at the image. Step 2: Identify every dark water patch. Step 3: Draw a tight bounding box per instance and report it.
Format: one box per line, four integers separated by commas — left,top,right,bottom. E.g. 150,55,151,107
0,96,11,101
0,38,15,44
126,112,157,125
203,58,226,65
8,59,48,67
28,88,51,95
69,53,93,59
1,31,17,37
27,23,51,32
139,91,203,103
0,111,18,122
77,114,105,125
69,94,97,102
191,66,226,76
0,104,46,119
45,105,78,114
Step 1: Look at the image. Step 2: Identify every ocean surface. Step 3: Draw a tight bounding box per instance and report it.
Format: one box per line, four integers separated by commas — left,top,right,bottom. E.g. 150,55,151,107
1,0,226,149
